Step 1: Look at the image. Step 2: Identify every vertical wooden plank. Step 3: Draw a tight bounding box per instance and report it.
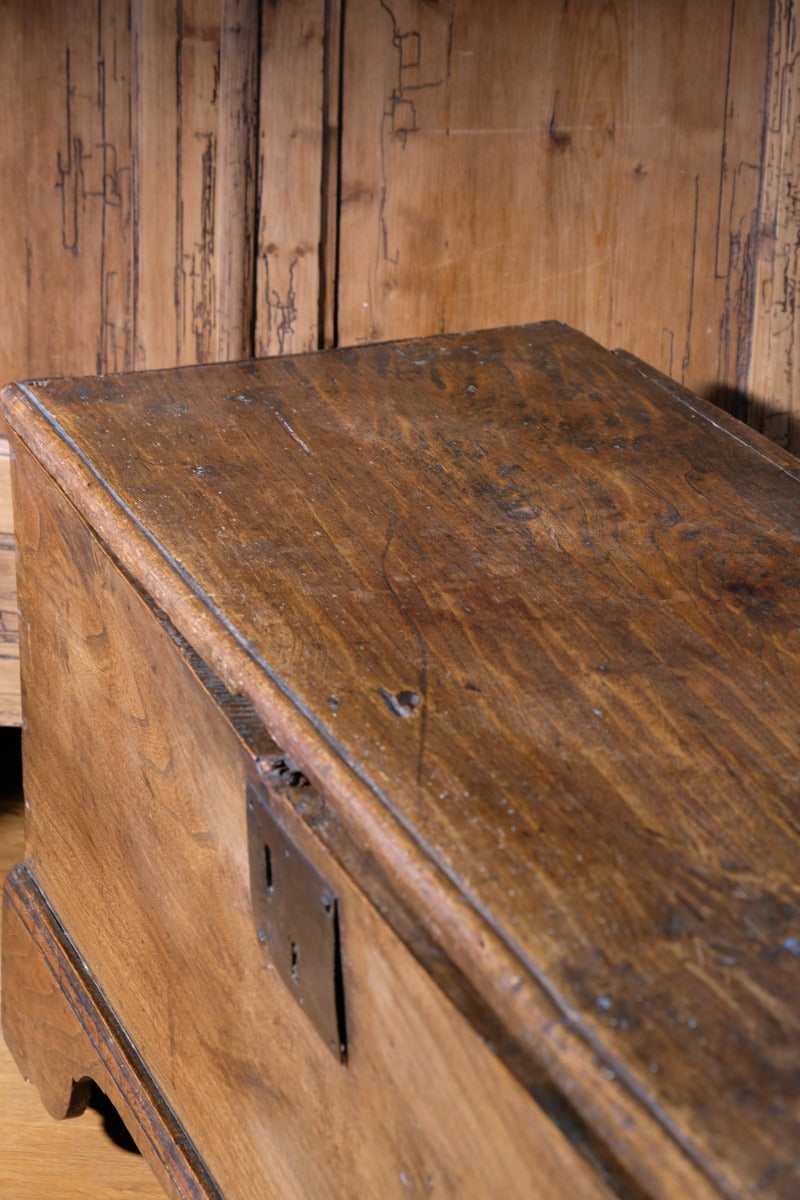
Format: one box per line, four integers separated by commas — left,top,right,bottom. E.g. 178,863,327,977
133,0,260,368
748,0,800,453
130,0,181,368
338,0,454,345
255,0,328,356
0,5,27,387
165,0,221,365
214,0,260,363
1,0,135,381
321,0,343,349
0,0,261,381
336,0,771,412
609,0,768,402
706,0,772,409
134,0,221,367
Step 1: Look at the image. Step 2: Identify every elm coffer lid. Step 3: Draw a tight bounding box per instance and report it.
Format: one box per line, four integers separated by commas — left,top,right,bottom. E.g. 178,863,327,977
4,322,800,1200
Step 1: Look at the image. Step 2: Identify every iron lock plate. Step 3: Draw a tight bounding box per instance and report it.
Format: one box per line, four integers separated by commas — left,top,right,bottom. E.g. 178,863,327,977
246,779,347,1061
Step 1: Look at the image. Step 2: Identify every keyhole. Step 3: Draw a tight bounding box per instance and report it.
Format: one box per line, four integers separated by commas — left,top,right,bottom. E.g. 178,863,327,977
290,941,299,985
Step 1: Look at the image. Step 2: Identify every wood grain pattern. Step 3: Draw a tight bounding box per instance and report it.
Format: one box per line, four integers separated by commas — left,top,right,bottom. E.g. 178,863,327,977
0,5,27,384
0,0,794,413
5,323,799,1197
9,443,616,1199
213,0,260,364
255,0,329,356
321,0,343,349
133,0,259,369
0,0,262,384
1,0,798,736
336,0,771,413
4,0,135,379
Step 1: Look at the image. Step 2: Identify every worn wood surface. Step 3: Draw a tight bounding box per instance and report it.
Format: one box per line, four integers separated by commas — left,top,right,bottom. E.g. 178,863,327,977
0,735,166,1200
5,0,135,379
130,0,260,368
0,0,261,386
8,444,613,1200
5,323,799,1198
255,0,330,356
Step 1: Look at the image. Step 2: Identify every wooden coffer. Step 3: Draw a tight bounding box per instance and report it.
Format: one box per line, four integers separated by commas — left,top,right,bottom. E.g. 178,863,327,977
2,324,799,1199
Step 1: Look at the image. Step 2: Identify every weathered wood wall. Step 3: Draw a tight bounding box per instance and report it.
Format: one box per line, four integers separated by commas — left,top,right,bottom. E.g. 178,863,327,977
0,0,798,724
337,0,773,428
0,0,260,384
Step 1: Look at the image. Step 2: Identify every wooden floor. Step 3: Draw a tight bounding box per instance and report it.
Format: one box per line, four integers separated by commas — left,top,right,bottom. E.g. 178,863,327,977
0,727,165,1200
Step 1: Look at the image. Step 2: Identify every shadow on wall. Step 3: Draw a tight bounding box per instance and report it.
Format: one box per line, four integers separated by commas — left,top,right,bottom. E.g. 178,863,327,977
704,386,796,456
704,385,753,425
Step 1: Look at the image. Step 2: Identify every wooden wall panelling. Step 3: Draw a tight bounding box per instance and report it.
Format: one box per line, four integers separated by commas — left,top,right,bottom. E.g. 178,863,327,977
214,0,260,364
0,0,261,379
336,0,772,414
131,0,185,369
133,0,260,369
749,0,800,454
255,0,332,356
617,0,769,407
0,0,134,382
0,6,27,388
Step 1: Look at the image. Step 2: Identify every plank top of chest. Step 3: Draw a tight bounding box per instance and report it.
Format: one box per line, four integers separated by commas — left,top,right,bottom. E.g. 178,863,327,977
4,321,799,1198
